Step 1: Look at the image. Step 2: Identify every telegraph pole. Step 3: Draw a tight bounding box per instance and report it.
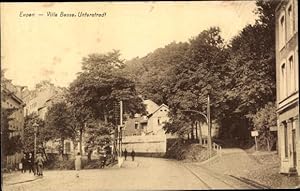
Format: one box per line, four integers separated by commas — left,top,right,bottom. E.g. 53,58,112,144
207,95,212,158
119,100,123,157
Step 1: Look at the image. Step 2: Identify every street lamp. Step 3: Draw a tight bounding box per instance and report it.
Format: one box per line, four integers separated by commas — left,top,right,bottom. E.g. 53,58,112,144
33,122,39,158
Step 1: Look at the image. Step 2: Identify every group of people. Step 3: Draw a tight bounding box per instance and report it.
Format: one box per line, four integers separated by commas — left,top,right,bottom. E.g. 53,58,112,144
20,152,45,176
123,149,135,161
19,150,136,179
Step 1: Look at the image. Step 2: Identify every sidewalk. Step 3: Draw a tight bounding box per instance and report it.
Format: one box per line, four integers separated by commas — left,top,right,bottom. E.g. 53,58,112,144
3,171,40,185
197,148,300,189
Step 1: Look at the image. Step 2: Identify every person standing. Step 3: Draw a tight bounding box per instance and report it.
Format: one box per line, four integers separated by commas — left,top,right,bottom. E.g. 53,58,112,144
75,152,81,178
35,153,45,176
124,149,128,160
27,152,34,174
131,149,135,161
21,154,27,173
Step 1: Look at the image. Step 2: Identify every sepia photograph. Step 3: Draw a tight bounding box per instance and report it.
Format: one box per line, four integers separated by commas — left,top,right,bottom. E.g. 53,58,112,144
1,1,299,190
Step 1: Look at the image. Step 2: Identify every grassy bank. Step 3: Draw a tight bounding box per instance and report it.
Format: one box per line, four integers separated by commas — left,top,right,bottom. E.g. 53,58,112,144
165,140,217,162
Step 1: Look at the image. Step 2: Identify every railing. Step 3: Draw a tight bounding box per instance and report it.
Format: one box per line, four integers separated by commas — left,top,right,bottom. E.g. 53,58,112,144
201,138,222,156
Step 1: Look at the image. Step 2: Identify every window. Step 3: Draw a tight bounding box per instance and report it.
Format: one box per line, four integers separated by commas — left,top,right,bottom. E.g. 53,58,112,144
281,63,287,99
287,3,294,39
288,55,295,93
284,122,288,158
279,14,286,49
158,117,161,125
296,48,299,90
134,122,138,129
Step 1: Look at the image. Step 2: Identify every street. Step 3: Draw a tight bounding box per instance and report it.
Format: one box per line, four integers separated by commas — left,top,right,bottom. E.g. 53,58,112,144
3,157,255,191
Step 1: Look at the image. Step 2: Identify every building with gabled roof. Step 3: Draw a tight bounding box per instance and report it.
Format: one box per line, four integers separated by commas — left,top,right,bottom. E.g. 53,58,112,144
124,100,170,136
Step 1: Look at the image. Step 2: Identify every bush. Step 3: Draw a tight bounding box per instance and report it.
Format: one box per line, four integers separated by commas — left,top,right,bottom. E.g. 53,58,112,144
83,155,116,169
44,154,75,170
43,153,117,170
250,102,277,151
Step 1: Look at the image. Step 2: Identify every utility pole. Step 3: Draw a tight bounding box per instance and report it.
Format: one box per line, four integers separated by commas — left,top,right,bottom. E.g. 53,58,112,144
119,100,123,157
33,122,39,158
207,94,212,158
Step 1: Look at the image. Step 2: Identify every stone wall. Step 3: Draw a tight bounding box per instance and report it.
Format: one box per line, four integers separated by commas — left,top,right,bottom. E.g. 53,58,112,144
122,134,167,155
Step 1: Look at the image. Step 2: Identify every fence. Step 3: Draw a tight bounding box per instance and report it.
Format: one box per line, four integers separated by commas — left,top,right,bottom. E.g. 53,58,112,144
3,152,22,171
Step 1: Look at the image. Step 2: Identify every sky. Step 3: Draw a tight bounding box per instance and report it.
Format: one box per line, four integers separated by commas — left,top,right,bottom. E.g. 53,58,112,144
1,1,258,90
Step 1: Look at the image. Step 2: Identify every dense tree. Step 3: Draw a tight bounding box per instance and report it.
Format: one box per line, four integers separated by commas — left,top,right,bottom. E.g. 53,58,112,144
161,27,230,139
84,120,113,161
250,102,277,151
123,0,277,148
124,27,230,140
218,0,277,144
23,113,49,157
44,102,76,158
67,50,145,155
124,42,189,105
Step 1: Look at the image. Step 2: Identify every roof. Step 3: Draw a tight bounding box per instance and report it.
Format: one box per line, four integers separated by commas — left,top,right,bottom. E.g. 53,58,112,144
143,99,160,114
147,104,169,117
2,88,25,105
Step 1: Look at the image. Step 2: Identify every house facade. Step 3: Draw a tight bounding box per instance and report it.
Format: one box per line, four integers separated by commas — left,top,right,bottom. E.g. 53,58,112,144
124,100,170,136
1,78,26,169
23,81,74,155
275,0,299,175
147,104,170,135
23,81,65,119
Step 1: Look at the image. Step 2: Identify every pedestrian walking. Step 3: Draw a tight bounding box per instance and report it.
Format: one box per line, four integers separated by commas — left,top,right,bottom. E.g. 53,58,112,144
131,149,135,161
27,152,35,174
35,153,45,176
75,152,81,178
20,153,27,173
124,149,128,160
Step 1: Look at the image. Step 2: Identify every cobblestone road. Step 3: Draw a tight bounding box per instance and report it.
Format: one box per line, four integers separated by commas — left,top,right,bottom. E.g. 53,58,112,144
2,157,254,191
2,157,207,191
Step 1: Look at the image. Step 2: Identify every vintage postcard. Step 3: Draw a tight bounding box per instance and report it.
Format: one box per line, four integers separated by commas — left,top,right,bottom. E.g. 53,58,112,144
1,1,299,190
